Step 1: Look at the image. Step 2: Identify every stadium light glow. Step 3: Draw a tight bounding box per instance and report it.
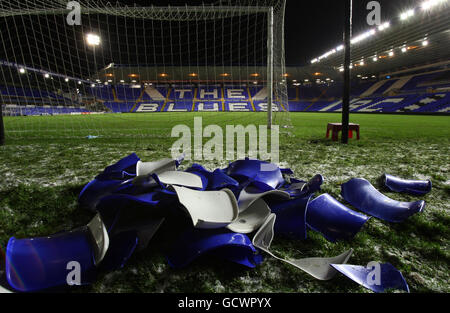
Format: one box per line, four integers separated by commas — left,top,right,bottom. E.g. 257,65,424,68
86,33,101,46
400,9,415,20
378,22,390,31
220,73,230,77
359,60,365,66
389,51,395,57
373,56,378,62
422,0,446,10
65,78,69,82
188,73,198,77
78,81,82,85
44,73,50,78
309,1,444,67
19,68,26,74
422,40,429,46
402,47,407,53
250,73,260,77
91,84,95,87
351,29,376,44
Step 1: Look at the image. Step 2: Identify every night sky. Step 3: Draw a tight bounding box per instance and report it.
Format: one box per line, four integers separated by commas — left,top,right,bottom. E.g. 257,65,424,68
0,0,426,81
134,0,420,65
285,0,419,65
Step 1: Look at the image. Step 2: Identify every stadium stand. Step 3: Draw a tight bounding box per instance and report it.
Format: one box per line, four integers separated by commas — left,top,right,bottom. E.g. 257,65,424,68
1,85,88,116
2,68,449,115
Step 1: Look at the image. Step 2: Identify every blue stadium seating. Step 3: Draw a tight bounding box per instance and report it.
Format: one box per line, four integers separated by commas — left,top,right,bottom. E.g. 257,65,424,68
2,104,88,116
2,69,449,116
115,86,142,101
88,86,115,101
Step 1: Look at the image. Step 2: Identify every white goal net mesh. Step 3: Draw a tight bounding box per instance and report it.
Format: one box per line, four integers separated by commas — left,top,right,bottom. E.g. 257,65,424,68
0,0,290,139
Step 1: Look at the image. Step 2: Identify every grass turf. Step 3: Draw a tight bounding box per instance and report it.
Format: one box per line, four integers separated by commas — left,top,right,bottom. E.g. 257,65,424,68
0,112,449,293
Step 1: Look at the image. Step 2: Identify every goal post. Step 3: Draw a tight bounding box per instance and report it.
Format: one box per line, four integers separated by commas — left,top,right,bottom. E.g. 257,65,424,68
0,0,290,140
267,6,274,129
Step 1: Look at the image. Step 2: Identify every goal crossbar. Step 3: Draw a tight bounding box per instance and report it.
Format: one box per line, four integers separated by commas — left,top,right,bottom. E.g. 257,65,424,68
0,5,273,19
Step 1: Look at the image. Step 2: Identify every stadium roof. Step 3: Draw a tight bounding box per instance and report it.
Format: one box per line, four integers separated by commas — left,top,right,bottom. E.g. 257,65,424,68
304,0,450,80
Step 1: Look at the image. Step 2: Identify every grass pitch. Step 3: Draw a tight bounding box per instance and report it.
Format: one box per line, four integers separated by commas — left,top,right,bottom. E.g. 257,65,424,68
0,112,449,293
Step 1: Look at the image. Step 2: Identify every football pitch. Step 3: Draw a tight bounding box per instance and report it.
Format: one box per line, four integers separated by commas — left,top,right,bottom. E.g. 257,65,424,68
0,112,449,293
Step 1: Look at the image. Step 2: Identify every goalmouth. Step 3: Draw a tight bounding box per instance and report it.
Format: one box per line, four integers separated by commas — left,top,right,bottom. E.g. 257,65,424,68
0,0,290,140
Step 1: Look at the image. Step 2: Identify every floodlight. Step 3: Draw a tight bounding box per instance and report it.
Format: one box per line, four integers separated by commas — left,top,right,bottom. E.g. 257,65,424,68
422,0,446,10
400,9,415,20
378,22,390,31
86,33,101,46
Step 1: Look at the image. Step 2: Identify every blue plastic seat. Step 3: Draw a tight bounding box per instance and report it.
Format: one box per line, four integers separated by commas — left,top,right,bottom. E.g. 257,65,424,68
266,196,312,240
225,158,285,190
78,154,140,211
331,263,410,293
306,194,370,242
341,178,425,223
6,227,97,292
166,229,263,269
383,174,432,196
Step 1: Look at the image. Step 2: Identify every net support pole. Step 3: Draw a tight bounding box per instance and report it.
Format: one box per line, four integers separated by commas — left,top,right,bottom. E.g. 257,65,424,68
267,6,274,129
342,0,352,144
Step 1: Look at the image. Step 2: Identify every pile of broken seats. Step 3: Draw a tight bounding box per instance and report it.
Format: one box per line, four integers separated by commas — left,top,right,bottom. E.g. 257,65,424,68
3,154,431,292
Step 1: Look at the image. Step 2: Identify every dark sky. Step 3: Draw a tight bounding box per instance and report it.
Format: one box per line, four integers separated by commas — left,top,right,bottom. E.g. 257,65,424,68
285,0,419,65
135,0,420,65
1,0,423,78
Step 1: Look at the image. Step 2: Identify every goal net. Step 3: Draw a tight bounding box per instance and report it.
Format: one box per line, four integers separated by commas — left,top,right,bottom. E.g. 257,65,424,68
0,0,290,140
